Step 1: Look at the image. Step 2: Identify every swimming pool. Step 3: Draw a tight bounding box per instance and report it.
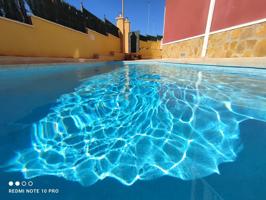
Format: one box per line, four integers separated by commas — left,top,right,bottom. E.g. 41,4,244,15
0,61,265,200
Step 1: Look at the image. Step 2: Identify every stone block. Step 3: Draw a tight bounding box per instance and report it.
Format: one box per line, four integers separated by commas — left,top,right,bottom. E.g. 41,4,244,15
254,39,266,57
230,41,238,50
240,27,254,40
255,23,266,37
246,40,257,49
236,43,245,54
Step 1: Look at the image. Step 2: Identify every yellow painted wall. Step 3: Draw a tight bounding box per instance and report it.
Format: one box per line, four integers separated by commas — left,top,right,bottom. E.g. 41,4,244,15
116,15,124,53
116,16,130,53
0,16,122,59
124,20,131,53
139,40,162,59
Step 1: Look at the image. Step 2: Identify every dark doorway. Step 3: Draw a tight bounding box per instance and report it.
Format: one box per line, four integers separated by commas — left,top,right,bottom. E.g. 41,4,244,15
130,32,137,53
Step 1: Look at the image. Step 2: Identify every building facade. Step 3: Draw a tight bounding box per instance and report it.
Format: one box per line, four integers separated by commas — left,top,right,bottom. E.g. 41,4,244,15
162,0,266,58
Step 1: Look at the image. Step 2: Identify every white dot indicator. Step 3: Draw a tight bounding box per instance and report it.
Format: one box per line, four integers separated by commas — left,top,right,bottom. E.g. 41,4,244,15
28,181,33,186
8,181,14,186
15,181,20,186
21,181,27,186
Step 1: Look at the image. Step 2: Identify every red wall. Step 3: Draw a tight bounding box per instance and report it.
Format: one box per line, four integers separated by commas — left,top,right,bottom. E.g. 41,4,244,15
163,0,266,44
211,0,266,31
163,0,210,44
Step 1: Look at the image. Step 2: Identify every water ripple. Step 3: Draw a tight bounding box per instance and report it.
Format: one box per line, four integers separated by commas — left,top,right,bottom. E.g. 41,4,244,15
8,64,266,186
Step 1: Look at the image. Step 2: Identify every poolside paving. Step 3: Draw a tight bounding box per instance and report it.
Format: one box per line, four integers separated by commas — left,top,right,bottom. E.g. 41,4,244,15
0,56,265,69
0,56,105,67
141,57,266,68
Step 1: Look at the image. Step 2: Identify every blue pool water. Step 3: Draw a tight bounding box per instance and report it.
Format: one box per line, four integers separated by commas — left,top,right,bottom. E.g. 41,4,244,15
0,62,265,200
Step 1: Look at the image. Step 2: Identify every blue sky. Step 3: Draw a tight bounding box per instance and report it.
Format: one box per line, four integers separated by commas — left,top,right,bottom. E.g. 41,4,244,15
66,0,165,36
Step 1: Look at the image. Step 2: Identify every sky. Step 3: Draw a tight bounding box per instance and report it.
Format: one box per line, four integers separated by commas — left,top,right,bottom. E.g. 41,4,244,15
65,0,165,36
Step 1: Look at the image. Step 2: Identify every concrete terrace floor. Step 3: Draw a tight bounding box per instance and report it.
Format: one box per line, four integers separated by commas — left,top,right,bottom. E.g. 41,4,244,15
0,56,265,68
